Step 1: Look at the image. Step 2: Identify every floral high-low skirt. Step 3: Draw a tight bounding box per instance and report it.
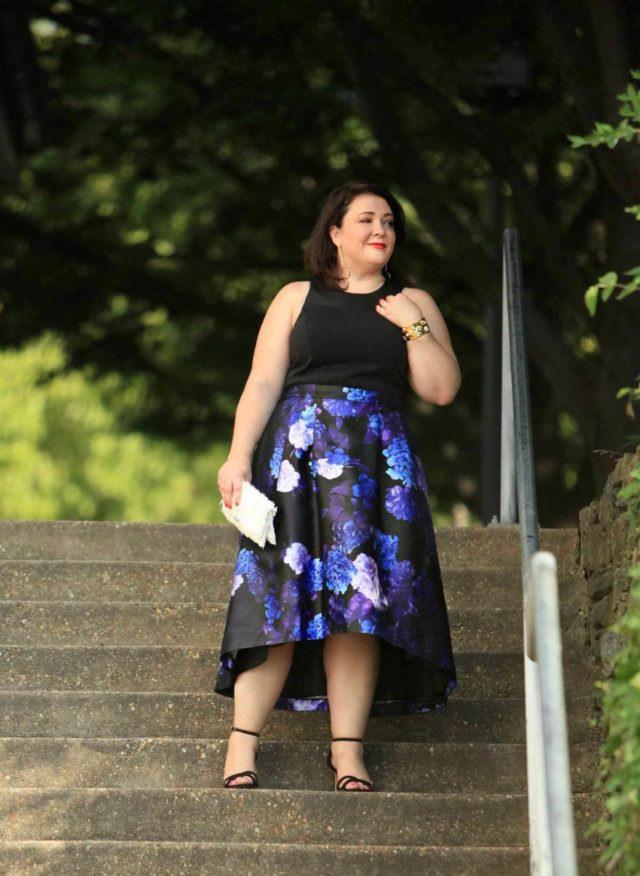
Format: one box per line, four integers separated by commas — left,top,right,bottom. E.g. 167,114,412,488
214,383,457,717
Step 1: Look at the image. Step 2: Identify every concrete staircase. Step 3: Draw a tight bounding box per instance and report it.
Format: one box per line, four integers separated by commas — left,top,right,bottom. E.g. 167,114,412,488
0,520,606,874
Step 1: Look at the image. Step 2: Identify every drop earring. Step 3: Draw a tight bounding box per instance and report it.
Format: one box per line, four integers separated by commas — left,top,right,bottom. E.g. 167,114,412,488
383,262,391,280
337,244,350,283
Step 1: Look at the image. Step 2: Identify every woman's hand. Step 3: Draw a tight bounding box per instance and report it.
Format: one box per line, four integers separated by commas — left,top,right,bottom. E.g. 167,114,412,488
218,454,252,508
375,292,423,328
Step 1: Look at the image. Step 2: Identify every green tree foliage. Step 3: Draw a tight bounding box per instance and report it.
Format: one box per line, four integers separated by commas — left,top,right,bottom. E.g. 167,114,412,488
1,1,639,522
571,68,640,874
587,469,640,873
0,333,228,521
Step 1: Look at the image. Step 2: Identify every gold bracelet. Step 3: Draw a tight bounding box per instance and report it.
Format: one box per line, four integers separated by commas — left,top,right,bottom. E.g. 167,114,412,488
401,317,431,341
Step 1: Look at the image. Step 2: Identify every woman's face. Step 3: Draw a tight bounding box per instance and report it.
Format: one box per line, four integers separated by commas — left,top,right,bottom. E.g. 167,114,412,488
329,193,396,273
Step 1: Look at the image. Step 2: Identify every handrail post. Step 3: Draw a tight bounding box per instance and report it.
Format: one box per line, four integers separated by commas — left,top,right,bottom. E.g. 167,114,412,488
500,246,517,523
533,552,578,876
499,227,578,875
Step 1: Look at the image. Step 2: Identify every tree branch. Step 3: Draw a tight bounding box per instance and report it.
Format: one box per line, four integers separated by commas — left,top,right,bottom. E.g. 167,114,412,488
535,0,640,201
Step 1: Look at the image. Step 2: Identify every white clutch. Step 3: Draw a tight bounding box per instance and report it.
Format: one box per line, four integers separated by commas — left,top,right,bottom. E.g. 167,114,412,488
219,479,277,548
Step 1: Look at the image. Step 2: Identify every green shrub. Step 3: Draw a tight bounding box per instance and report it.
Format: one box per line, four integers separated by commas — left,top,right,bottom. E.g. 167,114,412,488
0,332,229,523
586,460,640,873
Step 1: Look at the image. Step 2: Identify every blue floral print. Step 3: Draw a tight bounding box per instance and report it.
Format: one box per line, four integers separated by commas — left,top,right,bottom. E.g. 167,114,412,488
214,383,457,717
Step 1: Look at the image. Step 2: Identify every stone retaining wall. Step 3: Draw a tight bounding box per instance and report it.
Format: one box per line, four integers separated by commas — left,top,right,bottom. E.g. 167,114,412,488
578,446,640,675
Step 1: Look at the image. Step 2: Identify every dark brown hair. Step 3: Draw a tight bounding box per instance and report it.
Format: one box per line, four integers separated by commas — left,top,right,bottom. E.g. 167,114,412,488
303,181,410,290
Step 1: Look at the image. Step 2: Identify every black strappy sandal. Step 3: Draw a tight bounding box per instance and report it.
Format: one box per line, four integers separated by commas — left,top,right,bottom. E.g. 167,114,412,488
223,726,260,788
326,736,374,792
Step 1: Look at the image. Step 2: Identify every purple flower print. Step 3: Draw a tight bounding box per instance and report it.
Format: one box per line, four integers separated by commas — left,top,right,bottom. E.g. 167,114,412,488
300,403,318,425
289,418,314,450
235,548,258,576
216,382,457,719
269,430,286,480
415,455,429,494
381,410,403,444
333,516,369,553
317,457,343,479
280,608,301,639
389,560,416,590
325,447,351,466
306,612,329,639
324,482,352,523
345,591,375,624
345,387,377,401
262,621,279,640
265,592,283,624
385,485,419,521
302,557,325,597
351,552,387,609
277,459,300,492
321,398,356,420
389,559,416,595
283,542,311,575
234,548,266,597
388,560,417,614
373,529,399,571
285,698,325,711
328,593,347,626
352,473,377,510
230,573,242,596
326,423,350,452
280,578,301,605
364,412,383,443
325,547,355,594
384,436,416,487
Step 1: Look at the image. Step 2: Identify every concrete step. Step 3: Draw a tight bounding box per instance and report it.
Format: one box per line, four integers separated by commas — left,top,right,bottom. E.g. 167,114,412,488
0,841,606,876
0,520,600,873
0,645,596,697
0,692,600,744
0,737,599,794
0,560,586,610
0,601,587,652
0,788,601,846
0,521,578,567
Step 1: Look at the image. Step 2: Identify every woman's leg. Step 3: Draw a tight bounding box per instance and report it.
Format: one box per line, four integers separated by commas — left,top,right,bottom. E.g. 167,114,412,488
224,642,294,786
324,632,381,789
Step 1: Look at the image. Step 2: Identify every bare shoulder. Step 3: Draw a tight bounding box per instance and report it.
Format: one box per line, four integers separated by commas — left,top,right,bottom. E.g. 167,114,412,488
401,286,440,314
273,280,310,301
270,280,311,329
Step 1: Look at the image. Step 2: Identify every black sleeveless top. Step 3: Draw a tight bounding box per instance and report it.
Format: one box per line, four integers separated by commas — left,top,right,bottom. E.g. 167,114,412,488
282,274,410,402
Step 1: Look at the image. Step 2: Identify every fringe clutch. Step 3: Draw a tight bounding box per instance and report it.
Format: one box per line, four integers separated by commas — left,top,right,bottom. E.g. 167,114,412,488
219,479,277,548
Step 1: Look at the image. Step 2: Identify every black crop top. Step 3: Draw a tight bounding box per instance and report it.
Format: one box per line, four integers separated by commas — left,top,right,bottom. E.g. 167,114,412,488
282,274,410,402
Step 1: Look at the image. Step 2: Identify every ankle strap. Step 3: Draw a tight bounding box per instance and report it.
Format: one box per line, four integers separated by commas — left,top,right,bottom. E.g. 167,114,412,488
231,726,260,737
332,736,363,742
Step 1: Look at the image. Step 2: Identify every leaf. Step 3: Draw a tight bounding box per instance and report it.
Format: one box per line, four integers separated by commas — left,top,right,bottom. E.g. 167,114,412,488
616,280,640,301
585,284,600,316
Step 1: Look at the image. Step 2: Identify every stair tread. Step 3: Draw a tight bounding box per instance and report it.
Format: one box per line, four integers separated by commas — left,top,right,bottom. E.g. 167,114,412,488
0,521,601,869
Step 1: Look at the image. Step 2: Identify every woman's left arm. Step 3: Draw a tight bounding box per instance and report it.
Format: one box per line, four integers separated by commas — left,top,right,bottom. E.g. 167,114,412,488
376,288,462,405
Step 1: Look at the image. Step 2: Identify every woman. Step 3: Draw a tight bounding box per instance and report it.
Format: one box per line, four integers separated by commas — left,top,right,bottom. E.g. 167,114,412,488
215,181,460,791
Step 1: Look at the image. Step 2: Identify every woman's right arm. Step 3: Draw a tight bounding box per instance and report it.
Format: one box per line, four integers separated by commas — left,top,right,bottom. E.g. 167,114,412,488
217,281,305,508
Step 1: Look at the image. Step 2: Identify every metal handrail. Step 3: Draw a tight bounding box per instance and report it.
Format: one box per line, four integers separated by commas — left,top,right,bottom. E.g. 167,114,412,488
497,228,578,875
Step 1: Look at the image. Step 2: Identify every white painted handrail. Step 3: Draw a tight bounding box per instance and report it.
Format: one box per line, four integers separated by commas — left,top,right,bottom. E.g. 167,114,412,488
524,551,579,874
497,229,578,874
